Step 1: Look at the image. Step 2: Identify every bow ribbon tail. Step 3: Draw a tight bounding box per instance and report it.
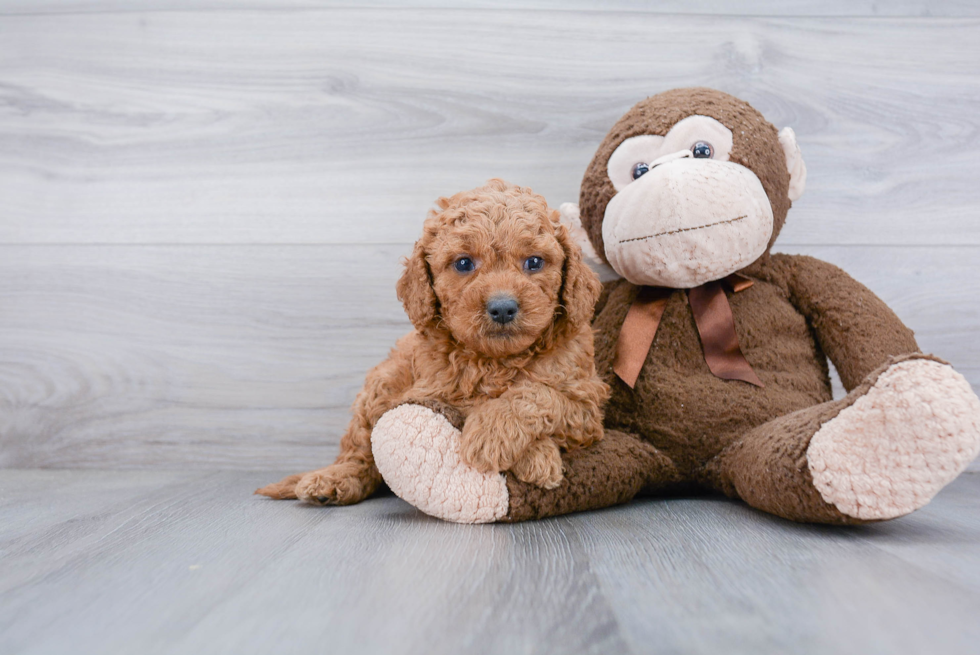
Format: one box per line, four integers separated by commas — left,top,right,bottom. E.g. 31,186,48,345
613,286,671,388
687,280,764,388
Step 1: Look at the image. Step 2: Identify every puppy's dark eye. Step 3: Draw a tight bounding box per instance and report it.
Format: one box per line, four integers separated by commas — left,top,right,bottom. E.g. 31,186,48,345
524,256,545,272
692,141,713,159
453,257,476,273
631,162,650,180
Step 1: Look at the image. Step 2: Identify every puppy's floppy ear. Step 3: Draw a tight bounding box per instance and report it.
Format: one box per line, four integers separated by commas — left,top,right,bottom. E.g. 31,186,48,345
555,216,602,331
396,238,439,332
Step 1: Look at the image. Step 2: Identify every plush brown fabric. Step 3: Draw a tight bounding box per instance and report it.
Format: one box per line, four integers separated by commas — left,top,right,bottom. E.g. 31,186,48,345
766,253,918,390
510,262,922,523
703,352,946,524
502,429,681,522
501,88,928,524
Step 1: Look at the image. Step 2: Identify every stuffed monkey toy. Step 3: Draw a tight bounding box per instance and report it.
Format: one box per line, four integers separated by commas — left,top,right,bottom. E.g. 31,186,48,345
371,88,980,524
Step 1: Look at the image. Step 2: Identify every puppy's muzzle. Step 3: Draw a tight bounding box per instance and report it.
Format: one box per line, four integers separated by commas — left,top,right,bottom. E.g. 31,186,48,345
486,295,519,325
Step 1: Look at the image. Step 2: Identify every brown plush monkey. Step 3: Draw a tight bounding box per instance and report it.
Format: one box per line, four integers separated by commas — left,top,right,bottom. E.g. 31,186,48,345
371,88,980,524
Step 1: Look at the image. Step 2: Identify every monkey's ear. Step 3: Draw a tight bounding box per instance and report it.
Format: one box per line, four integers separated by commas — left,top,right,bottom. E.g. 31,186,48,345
779,127,807,202
396,239,439,332
555,219,603,332
559,202,621,283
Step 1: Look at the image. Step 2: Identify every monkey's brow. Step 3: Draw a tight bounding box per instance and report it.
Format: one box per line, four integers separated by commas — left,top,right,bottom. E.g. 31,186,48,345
620,215,747,243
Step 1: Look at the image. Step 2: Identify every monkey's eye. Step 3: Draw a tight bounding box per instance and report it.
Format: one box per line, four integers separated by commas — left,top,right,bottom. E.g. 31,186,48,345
524,256,545,272
631,162,650,180
692,141,713,159
453,257,476,273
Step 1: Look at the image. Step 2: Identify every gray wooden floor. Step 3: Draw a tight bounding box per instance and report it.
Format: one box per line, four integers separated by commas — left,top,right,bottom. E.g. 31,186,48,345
1,469,978,655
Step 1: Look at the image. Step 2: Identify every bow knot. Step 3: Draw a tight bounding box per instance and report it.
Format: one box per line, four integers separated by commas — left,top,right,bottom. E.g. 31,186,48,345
612,274,764,389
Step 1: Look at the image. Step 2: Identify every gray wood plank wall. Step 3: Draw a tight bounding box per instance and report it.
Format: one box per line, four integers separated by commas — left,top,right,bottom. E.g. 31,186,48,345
1,2,979,471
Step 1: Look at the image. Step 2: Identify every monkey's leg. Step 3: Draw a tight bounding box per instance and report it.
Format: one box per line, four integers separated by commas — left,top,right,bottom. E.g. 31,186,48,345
501,429,680,522
703,354,980,524
371,403,680,523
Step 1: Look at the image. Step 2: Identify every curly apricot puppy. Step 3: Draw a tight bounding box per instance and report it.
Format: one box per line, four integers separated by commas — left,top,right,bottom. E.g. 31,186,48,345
256,179,609,505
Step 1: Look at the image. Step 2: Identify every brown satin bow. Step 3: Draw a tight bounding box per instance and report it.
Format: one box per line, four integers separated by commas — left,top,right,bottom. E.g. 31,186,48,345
613,274,764,389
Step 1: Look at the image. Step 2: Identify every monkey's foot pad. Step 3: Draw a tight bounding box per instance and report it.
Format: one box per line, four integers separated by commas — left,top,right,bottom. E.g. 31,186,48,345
808,359,980,520
372,404,509,524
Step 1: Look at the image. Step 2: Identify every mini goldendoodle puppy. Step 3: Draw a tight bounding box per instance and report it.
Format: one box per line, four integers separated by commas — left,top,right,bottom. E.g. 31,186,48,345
256,179,609,505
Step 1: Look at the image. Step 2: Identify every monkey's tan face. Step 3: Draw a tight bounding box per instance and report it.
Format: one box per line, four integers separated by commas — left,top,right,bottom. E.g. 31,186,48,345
601,115,778,288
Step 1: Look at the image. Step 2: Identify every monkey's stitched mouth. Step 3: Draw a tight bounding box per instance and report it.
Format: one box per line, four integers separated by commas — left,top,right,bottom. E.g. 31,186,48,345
619,215,747,244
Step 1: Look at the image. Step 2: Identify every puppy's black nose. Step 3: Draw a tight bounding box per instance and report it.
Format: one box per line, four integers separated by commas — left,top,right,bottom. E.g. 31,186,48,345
486,296,519,324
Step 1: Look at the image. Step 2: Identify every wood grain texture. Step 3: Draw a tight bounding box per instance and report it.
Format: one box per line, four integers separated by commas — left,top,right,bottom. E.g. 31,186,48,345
577,483,980,654
1,243,977,470
1,11,979,245
0,245,412,469
1,7,978,474
1,469,978,655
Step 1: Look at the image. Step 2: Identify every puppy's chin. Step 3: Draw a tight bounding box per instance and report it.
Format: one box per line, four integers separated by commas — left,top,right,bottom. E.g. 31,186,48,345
459,325,543,359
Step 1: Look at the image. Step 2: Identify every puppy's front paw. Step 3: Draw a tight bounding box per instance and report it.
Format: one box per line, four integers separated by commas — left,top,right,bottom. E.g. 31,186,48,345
459,408,527,474
294,462,374,506
510,439,564,489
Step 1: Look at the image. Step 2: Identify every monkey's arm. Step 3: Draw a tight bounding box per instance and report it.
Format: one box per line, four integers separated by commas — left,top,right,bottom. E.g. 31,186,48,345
774,253,919,391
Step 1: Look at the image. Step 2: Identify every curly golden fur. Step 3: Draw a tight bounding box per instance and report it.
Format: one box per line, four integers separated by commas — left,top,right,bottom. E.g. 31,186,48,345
256,179,610,505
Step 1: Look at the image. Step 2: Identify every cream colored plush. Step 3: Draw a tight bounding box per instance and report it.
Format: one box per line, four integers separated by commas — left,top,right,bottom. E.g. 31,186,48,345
778,127,807,202
601,157,774,288
372,404,509,524
807,359,980,520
